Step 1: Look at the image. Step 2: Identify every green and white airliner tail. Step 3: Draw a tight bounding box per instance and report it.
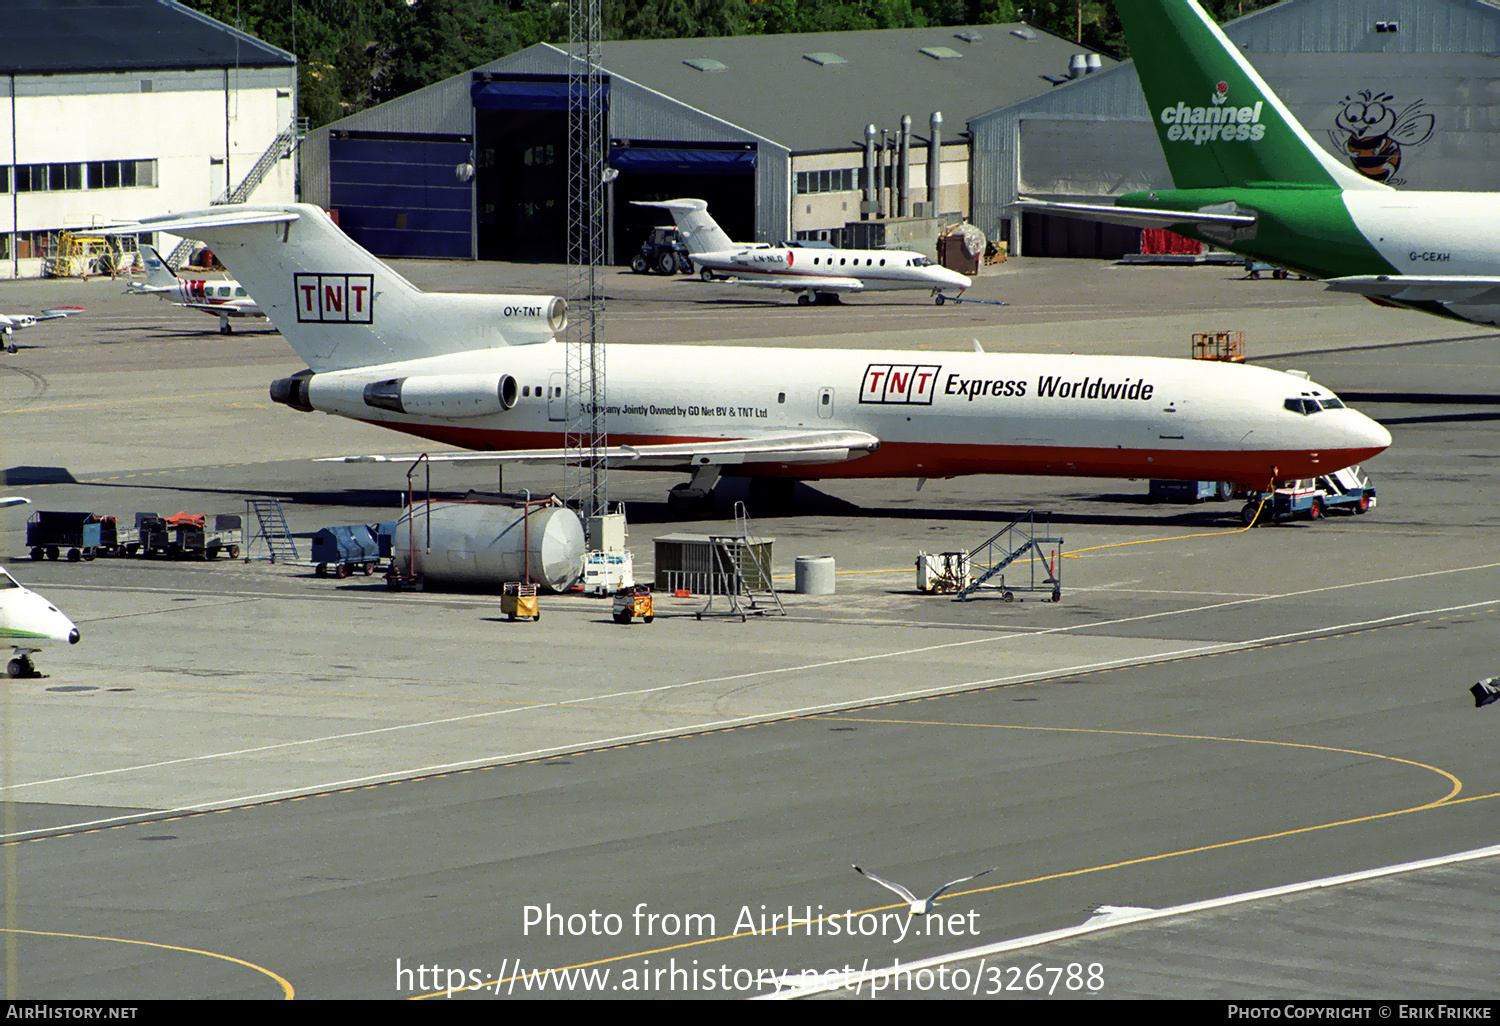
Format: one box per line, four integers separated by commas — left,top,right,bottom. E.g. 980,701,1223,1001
1018,0,1500,326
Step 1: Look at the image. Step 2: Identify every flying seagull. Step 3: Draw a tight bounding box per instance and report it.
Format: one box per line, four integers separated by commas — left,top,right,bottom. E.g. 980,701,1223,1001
852,864,995,915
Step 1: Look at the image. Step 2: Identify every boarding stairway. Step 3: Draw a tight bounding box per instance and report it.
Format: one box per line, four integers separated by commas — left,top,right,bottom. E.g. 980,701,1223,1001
956,511,1064,602
244,498,299,563
165,119,307,269
696,502,786,621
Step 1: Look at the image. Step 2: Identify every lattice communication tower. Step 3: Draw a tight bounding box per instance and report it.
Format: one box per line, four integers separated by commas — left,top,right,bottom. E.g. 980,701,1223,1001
564,0,609,520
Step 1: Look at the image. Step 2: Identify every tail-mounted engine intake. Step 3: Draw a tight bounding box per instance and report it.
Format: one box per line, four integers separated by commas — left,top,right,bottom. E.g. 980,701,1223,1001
362,374,520,418
270,370,314,412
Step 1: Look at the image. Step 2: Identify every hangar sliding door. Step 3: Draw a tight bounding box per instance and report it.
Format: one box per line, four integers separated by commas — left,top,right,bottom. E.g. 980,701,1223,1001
471,74,595,263
328,133,473,258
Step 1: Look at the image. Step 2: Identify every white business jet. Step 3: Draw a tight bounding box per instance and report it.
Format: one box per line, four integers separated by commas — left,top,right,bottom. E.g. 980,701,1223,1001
0,307,83,354
632,199,972,306
100,203,1388,513
126,244,266,335
0,499,80,678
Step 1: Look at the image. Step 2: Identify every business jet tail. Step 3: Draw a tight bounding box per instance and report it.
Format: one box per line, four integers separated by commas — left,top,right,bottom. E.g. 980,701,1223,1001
630,199,737,254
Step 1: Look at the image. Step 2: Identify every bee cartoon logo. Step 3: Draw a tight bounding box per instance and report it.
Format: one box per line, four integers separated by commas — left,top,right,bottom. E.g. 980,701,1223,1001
1328,90,1434,186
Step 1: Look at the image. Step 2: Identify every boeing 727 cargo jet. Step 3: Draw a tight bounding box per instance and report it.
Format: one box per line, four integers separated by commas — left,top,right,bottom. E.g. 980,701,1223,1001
1017,0,1500,327
102,203,1387,510
632,199,972,306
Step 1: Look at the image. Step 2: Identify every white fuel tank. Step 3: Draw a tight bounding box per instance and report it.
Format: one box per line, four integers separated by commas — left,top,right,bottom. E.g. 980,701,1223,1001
393,501,585,592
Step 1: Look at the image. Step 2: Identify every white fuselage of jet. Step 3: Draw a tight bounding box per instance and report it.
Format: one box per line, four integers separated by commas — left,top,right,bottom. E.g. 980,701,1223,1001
288,342,1389,486
693,244,973,296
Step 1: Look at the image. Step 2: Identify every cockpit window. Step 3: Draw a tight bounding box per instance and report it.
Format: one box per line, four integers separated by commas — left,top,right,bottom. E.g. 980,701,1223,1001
1284,398,1322,415
1319,396,1346,409
911,256,932,267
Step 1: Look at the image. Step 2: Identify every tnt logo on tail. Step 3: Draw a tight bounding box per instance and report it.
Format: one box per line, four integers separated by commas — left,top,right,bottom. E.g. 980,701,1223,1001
295,274,374,324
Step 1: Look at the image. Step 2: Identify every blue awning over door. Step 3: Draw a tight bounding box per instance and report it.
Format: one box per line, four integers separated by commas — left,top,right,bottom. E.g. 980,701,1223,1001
608,147,756,175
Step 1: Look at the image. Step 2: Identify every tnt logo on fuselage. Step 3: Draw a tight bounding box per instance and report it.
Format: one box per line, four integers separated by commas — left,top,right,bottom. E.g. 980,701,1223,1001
861,363,941,404
295,273,374,324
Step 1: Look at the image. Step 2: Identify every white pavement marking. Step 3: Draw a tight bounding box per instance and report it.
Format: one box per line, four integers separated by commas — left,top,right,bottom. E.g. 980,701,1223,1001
766,843,1500,999
9,562,1500,838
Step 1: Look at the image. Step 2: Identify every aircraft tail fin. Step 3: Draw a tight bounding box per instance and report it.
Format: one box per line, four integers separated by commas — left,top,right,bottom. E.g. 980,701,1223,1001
138,244,180,288
1117,0,1382,191
105,205,566,372
630,199,736,254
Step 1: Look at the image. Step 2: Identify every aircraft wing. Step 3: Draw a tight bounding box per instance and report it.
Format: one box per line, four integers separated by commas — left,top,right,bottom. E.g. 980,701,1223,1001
323,430,882,470
178,302,261,317
1324,275,1500,305
1012,197,1258,231
714,276,865,293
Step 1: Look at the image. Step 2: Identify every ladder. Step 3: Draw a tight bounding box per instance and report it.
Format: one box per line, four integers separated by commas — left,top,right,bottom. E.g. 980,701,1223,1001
163,119,308,269
956,511,1064,603
214,121,304,206
695,502,785,620
244,498,299,563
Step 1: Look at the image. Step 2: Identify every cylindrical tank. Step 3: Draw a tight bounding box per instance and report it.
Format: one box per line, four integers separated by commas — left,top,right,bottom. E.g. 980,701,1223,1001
393,501,585,592
794,555,836,595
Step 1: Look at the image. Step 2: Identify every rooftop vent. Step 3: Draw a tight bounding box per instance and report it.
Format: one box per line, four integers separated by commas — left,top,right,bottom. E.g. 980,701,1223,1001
1375,20,1400,32
803,52,847,66
684,58,727,72
1011,27,1036,40
920,46,963,60
954,30,983,43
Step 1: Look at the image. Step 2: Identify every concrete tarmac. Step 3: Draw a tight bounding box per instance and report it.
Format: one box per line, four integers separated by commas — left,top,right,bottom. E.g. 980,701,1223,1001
0,256,1496,999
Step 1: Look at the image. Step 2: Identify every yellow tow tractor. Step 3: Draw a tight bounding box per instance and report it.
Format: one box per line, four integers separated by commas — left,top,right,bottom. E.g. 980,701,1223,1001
612,584,654,624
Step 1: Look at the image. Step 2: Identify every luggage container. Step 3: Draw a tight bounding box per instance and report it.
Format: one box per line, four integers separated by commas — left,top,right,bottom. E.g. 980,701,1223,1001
311,525,379,578
26,511,117,561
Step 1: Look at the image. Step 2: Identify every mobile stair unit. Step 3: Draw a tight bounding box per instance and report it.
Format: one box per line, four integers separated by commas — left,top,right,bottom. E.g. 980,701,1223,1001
244,498,299,563
956,511,1064,603
696,503,786,621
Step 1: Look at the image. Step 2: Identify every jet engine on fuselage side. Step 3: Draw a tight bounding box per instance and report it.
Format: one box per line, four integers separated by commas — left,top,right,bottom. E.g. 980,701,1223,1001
272,371,521,419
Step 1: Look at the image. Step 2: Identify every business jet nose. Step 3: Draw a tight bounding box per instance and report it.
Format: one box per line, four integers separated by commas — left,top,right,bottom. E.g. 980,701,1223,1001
944,268,973,289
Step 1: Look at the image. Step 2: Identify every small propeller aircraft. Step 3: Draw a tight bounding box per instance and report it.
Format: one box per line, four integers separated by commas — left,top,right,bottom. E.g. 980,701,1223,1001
126,244,265,334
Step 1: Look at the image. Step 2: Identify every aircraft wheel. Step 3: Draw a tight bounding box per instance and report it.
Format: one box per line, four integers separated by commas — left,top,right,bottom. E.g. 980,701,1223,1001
631,254,648,274
5,343,15,355
700,268,715,281
797,293,811,306
6,658,25,679
1002,591,1014,602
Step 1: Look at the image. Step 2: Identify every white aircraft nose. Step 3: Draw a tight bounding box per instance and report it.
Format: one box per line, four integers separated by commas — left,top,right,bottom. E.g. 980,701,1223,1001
1343,409,1391,454
944,268,973,289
